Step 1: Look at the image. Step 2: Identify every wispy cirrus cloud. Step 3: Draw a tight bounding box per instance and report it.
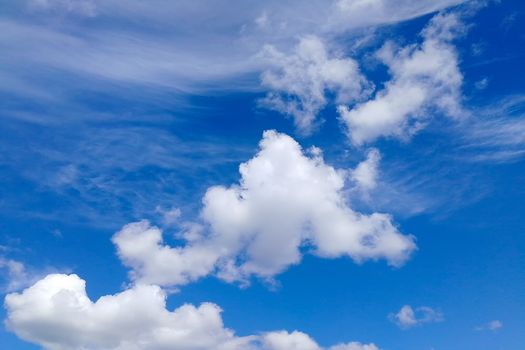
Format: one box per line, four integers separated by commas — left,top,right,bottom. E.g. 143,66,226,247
0,0,467,106
0,118,253,229
458,95,525,162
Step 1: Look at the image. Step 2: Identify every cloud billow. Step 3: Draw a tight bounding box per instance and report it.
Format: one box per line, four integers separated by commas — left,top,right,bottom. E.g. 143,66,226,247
338,13,465,145
5,274,379,350
113,130,416,288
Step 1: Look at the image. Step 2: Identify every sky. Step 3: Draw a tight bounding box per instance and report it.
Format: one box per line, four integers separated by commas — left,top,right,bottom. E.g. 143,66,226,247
0,0,524,349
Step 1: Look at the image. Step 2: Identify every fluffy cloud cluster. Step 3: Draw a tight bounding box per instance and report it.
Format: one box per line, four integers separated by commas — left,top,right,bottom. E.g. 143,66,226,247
389,305,444,329
5,274,379,350
4,274,253,350
260,36,371,133
113,130,415,288
338,13,464,144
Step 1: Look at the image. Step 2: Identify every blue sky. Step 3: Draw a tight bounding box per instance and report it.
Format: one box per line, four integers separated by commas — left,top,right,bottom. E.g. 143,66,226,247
0,1,524,349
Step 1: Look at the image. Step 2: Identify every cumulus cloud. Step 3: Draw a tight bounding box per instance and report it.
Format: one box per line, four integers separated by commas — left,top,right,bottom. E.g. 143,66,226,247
475,320,503,332
338,13,465,144
261,331,379,350
112,221,220,288
389,305,444,329
261,331,319,350
260,36,371,133
4,274,379,350
4,274,254,350
113,130,416,288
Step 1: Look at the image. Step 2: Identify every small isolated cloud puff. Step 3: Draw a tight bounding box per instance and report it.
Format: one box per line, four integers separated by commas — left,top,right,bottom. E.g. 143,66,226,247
389,305,444,329
338,13,465,145
474,77,489,90
5,273,379,350
113,130,416,288
260,36,371,134
475,320,503,332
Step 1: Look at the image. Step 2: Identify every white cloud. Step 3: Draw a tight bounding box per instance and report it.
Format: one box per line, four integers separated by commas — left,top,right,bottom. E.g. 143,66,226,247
260,36,371,133
338,13,465,145
330,0,465,31
0,256,58,293
0,258,32,292
5,274,254,350
474,77,489,90
113,130,416,288
389,305,444,329
351,148,381,192
1,0,465,100
5,273,379,350
112,221,220,288
329,344,379,350
475,320,503,332
261,331,379,350
262,331,320,350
